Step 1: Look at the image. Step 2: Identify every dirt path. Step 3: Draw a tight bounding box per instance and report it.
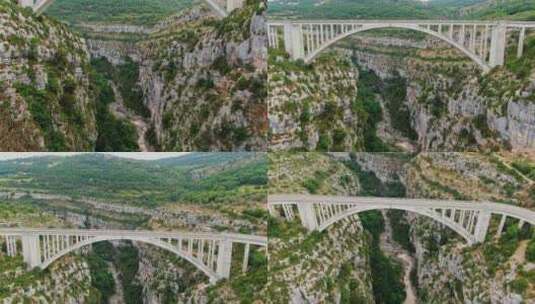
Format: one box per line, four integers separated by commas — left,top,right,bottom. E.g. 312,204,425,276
107,261,125,304
379,211,417,304
397,252,417,304
511,240,529,265
493,153,534,185
109,81,151,152
375,95,417,153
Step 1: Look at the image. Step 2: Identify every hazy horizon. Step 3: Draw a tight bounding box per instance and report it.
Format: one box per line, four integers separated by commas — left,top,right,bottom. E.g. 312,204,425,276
0,152,191,161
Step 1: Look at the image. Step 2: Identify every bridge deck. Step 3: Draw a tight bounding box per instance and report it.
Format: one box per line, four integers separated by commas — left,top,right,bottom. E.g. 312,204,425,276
0,228,267,246
269,194,535,224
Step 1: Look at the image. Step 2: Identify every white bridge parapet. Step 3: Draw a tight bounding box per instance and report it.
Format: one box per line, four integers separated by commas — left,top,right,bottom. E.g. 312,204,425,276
0,228,267,283
18,0,243,18
267,19,535,72
268,194,535,245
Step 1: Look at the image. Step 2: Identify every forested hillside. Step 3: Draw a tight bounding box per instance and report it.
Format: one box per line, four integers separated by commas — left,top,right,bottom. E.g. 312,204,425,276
0,153,267,206
268,0,535,21
45,0,193,26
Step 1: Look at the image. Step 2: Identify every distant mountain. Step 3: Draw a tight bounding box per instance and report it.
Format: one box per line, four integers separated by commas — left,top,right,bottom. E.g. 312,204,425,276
459,0,535,21
268,0,441,19
45,0,194,26
0,153,267,206
268,0,535,20
153,152,259,168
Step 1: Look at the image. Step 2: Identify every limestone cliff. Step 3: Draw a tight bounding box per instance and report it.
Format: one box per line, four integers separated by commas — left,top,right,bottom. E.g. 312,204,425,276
81,1,267,152
342,31,535,151
403,152,535,303
267,153,374,303
0,0,97,151
268,52,365,151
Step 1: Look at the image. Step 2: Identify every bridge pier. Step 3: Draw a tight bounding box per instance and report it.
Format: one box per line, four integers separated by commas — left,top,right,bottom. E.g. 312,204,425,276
18,0,34,7
496,214,507,237
473,210,491,244
242,243,250,272
296,202,318,231
284,23,305,60
226,0,244,13
518,27,526,58
21,234,41,269
215,239,233,279
489,23,507,68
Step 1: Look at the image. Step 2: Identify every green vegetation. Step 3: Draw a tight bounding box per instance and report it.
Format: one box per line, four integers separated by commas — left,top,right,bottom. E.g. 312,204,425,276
505,34,535,80
268,0,535,21
482,224,527,274
0,153,266,207
0,255,46,298
45,0,193,26
511,158,535,180
214,0,265,41
87,251,116,303
115,244,143,304
90,59,139,151
13,83,68,151
228,247,267,303
467,0,535,21
344,156,406,197
353,68,391,152
302,171,329,194
527,237,535,262
268,0,441,20
92,57,150,118
360,211,406,304
387,210,415,253
353,65,417,150
382,74,418,141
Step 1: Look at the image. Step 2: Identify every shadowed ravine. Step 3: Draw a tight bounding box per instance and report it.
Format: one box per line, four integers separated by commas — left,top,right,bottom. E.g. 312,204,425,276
379,211,416,304
109,82,151,152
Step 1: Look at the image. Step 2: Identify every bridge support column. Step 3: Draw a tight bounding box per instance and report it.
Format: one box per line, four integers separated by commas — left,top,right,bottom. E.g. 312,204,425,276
283,23,304,60
21,234,41,269
473,211,491,244
242,243,250,273
226,0,244,13
18,0,34,7
517,27,526,58
489,23,507,68
216,239,233,279
296,202,318,231
496,214,506,237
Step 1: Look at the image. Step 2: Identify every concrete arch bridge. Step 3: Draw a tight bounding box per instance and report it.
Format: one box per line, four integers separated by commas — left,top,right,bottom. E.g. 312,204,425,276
267,20,535,73
268,194,535,245
0,228,267,283
17,0,244,18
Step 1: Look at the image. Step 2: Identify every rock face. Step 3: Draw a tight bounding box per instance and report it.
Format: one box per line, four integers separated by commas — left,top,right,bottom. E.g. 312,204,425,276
343,32,535,151
0,1,97,151
0,0,267,152
403,153,535,303
133,3,268,151
0,255,97,303
268,53,364,151
267,217,374,304
267,153,374,303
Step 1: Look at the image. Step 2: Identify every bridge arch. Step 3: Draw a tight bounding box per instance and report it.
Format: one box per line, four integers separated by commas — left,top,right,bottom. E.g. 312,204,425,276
305,24,489,71
268,195,535,245
40,236,218,281
318,205,475,244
